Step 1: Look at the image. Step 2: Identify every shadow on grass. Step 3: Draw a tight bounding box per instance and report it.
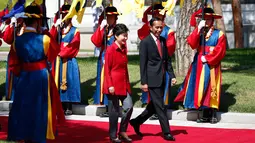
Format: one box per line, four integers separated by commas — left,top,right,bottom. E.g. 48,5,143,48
127,55,139,65
222,48,255,75
80,78,96,105
0,83,5,101
219,82,237,112
76,57,98,62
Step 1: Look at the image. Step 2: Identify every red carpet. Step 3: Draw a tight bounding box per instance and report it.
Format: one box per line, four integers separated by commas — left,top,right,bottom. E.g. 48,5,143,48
0,116,255,143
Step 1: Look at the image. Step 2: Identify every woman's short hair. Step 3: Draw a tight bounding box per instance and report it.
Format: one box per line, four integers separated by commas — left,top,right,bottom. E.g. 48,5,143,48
113,23,129,37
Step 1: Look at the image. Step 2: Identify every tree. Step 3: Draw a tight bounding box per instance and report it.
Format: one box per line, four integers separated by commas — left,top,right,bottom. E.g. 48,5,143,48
175,0,201,76
212,0,229,49
232,0,244,48
211,1,226,34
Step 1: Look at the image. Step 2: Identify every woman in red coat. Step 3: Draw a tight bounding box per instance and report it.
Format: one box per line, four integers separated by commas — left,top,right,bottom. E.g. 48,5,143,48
103,24,133,143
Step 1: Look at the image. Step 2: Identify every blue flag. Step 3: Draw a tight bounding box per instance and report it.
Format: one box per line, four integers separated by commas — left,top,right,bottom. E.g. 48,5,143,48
2,0,25,20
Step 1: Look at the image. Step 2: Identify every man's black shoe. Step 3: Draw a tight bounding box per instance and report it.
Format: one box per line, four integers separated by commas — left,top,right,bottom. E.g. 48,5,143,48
163,133,175,141
149,114,159,120
129,119,143,137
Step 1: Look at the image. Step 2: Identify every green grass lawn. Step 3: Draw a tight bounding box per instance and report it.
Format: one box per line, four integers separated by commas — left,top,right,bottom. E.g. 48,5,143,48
0,48,255,113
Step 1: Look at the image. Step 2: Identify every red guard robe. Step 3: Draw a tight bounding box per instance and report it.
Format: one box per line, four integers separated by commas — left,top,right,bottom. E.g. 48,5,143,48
175,27,226,109
2,25,20,100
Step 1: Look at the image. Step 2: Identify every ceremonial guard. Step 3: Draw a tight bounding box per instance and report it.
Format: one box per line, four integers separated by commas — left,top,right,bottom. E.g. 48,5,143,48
91,6,119,117
175,7,227,124
7,3,65,143
2,14,25,101
50,4,81,115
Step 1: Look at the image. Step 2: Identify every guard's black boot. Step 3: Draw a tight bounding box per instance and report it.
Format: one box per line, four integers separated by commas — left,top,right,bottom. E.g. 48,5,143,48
197,108,210,123
210,108,218,124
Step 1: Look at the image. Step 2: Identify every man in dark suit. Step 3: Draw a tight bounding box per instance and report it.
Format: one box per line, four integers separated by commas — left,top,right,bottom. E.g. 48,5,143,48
130,17,176,141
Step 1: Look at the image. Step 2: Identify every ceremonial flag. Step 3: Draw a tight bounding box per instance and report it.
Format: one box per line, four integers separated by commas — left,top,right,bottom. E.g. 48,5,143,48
0,0,9,10
2,0,25,20
0,0,18,10
25,0,34,6
159,0,177,16
25,0,43,6
134,0,144,18
62,0,87,24
96,0,102,7
119,0,144,18
34,0,43,5
119,0,133,16
76,0,87,23
0,8,9,18
180,0,198,8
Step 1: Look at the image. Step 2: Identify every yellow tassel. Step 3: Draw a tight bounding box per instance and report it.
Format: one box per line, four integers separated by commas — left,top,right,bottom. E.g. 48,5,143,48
210,67,217,99
60,58,68,91
55,56,60,89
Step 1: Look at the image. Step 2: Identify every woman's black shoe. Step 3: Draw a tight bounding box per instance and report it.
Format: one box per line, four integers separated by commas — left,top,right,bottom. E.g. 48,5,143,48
110,138,122,143
119,132,132,142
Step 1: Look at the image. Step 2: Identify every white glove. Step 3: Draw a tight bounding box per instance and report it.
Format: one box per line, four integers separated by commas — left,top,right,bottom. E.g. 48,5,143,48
109,86,115,94
100,19,107,30
198,20,206,32
11,17,17,27
55,19,63,27
0,23,5,31
171,78,177,86
201,55,207,63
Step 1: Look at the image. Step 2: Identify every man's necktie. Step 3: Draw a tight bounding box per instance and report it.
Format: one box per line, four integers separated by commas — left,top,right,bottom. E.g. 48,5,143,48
156,38,162,58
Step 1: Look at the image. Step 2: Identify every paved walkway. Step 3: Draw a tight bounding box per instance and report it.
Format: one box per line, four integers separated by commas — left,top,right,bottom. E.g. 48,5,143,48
1,111,254,130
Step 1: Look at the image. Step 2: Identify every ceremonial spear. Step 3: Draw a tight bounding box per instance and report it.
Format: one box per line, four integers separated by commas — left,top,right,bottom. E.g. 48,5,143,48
57,0,62,43
42,0,49,30
197,0,208,120
152,0,154,17
201,0,208,55
103,0,107,53
54,0,62,89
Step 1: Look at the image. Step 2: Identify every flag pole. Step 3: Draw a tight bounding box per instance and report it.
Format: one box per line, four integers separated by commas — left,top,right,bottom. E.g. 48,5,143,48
103,0,107,52
57,0,62,44
152,0,154,17
54,0,62,89
201,0,208,55
42,0,49,29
